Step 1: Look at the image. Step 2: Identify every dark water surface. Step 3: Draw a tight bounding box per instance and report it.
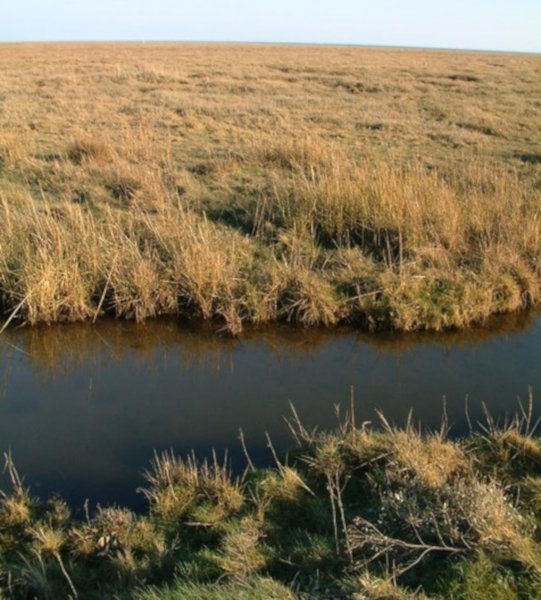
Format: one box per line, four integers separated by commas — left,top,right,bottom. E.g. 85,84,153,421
0,312,539,510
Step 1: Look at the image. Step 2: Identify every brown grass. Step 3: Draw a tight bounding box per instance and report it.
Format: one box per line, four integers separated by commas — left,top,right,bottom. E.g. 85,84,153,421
0,43,540,333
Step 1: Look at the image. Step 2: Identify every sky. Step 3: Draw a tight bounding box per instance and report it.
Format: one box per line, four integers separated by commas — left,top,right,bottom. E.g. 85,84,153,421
1,0,540,53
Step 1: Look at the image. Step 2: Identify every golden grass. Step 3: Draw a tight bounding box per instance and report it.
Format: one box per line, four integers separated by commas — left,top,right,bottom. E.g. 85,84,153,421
216,517,268,580
389,431,467,489
0,43,540,332
1,495,31,527
141,450,244,526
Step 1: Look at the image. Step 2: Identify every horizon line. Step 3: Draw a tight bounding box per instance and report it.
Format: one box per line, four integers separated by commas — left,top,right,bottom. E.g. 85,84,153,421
0,39,539,56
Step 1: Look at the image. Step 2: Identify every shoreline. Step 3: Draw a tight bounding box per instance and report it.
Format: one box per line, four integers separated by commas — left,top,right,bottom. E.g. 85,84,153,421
1,407,539,598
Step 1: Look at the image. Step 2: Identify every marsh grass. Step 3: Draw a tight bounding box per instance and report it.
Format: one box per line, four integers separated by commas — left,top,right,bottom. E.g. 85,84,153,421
0,155,539,334
0,44,540,334
1,401,540,599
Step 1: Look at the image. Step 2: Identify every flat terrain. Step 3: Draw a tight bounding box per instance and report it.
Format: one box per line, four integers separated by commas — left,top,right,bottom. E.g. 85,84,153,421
0,44,540,332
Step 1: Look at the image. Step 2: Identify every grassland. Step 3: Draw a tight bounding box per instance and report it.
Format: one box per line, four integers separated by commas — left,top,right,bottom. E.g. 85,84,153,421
0,43,540,334
1,403,540,599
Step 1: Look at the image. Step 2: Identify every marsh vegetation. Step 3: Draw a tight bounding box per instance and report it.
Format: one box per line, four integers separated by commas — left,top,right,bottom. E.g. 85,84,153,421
0,44,539,333
0,402,540,599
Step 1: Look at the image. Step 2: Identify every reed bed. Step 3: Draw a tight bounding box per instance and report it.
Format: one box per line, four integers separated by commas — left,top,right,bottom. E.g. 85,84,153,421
0,44,540,333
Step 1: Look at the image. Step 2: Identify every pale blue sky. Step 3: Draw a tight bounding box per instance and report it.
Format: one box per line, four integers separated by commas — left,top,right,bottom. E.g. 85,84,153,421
1,0,540,53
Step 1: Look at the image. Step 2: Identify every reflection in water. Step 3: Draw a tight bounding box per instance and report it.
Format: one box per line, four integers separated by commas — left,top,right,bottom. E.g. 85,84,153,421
2,310,537,373
0,311,539,510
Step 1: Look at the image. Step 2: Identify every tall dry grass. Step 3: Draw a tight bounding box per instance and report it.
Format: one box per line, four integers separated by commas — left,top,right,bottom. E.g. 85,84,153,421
0,44,539,333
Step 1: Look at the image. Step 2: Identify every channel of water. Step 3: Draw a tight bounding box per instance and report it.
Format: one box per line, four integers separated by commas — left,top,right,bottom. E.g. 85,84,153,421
0,311,539,510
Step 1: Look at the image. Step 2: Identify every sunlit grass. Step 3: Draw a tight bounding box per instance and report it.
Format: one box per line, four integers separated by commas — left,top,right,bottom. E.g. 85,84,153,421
0,401,540,598
0,44,539,334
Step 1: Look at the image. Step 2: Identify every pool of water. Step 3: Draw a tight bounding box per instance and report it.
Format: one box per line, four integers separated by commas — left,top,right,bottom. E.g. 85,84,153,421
0,311,539,510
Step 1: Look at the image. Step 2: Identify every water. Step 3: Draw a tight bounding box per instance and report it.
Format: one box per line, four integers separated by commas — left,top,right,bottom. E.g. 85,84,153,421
0,311,539,510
